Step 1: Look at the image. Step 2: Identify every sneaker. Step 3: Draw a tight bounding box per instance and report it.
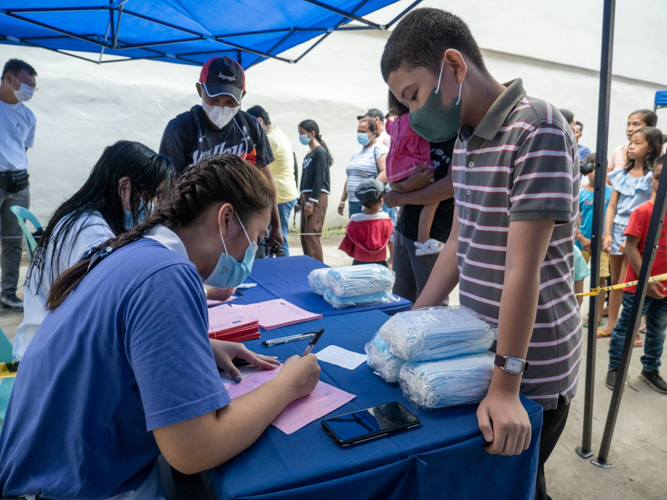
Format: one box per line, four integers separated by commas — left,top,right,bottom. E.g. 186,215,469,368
0,294,23,312
639,370,667,394
605,370,618,390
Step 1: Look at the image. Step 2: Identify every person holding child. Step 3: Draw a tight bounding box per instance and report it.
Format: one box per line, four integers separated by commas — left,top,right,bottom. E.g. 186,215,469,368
385,91,444,256
382,9,581,499
606,156,667,394
600,127,662,340
339,179,393,267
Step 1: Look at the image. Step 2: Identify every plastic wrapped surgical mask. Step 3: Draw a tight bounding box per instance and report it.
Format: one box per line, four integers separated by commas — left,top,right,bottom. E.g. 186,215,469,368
399,352,494,410
378,306,495,362
365,333,406,383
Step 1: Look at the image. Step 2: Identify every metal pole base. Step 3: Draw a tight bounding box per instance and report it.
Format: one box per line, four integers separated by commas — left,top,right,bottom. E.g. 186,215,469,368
575,447,595,459
591,458,615,469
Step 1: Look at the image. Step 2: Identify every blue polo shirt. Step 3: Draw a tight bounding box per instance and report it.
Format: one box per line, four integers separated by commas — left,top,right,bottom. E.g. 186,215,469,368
577,186,612,249
0,236,230,499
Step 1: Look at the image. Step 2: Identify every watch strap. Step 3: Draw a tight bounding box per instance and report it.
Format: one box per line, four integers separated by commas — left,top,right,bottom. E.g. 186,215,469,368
494,354,529,373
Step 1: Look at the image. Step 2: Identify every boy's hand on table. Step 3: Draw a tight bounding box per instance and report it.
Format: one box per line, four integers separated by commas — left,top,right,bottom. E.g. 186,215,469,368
477,388,532,456
647,282,667,300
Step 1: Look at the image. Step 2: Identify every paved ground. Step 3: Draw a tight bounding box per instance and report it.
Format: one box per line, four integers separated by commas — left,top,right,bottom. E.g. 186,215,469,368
3,234,666,499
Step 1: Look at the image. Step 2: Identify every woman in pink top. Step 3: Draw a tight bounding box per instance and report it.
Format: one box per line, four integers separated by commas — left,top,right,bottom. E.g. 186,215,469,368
608,109,658,173
385,91,443,256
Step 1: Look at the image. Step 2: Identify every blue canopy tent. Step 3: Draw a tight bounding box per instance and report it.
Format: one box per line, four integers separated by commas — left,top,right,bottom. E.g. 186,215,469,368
0,0,420,69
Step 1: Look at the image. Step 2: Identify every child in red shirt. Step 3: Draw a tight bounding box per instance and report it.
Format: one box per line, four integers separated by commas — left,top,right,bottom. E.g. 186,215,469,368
607,156,667,393
385,91,444,256
339,179,393,266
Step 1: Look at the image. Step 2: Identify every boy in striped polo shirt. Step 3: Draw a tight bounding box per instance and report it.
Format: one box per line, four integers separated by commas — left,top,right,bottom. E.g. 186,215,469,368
382,9,580,500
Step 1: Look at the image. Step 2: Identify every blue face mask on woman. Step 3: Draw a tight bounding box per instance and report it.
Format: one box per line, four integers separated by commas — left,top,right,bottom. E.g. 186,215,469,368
204,213,258,289
357,133,371,146
124,200,152,230
299,134,310,145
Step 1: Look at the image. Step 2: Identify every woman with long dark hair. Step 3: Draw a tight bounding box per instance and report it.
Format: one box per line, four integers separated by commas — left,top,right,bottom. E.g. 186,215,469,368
13,140,175,360
297,119,332,262
0,155,320,499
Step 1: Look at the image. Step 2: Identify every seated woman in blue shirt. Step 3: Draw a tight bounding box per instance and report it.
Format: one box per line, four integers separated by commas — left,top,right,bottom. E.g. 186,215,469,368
0,154,321,500
14,140,176,361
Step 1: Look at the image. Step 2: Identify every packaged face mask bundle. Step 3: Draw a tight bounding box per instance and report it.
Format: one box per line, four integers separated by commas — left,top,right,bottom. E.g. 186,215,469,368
308,265,397,309
365,333,406,383
322,289,399,310
307,268,329,296
379,306,495,362
398,352,495,410
323,265,395,298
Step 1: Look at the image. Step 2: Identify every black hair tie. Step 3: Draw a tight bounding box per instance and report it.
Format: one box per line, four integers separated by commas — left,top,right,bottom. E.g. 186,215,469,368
85,246,115,272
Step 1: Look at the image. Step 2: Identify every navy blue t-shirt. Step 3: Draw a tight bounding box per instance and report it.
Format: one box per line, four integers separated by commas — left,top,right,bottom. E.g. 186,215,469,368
0,238,230,499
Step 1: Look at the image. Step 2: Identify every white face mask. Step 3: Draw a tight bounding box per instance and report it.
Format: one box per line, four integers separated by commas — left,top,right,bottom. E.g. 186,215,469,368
202,98,239,129
11,75,34,103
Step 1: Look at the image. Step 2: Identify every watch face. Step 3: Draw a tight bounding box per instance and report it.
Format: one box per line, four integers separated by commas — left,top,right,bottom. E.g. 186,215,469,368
505,357,524,374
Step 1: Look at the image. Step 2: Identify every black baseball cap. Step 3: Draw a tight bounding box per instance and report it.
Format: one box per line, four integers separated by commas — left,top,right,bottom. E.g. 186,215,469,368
199,56,245,104
357,108,385,121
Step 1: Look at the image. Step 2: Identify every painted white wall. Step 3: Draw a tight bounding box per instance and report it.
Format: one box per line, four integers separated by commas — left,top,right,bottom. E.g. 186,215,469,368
1,0,665,228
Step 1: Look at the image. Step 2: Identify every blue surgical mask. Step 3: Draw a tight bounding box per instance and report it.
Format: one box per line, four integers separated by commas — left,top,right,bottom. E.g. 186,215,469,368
357,133,371,146
204,213,258,289
299,134,310,145
124,200,153,230
409,57,463,143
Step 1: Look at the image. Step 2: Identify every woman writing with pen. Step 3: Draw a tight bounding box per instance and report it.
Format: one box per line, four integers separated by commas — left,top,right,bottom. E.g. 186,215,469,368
0,155,321,500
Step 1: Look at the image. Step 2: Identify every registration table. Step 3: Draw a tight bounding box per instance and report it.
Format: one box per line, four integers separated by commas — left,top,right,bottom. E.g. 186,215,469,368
232,255,411,317
209,310,542,500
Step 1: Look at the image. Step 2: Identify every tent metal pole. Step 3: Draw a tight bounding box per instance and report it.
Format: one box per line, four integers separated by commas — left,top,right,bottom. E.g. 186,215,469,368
593,166,667,467
301,0,383,29
386,0,423,28
575,0,615,460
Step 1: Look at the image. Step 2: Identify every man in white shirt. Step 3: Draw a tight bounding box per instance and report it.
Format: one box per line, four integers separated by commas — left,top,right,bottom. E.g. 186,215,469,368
0,59,37,312
358,108,391,148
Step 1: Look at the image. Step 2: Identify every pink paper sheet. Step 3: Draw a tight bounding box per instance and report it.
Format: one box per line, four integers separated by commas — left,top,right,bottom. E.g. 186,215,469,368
234,299,322,330
225,367,355,434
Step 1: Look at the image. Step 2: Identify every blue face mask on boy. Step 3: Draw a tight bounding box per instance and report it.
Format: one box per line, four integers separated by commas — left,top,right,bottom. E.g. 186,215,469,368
204,213,257,289
124,200,152,230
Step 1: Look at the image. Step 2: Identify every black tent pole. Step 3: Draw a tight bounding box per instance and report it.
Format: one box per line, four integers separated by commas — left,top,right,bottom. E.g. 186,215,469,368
593,167,667,467
576,0,615,460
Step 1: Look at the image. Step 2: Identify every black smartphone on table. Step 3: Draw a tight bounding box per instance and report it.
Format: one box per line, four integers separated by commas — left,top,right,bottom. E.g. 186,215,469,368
321,401,420,447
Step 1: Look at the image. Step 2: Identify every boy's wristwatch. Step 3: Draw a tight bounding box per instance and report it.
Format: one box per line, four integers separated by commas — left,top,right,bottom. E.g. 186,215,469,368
494,355,529,374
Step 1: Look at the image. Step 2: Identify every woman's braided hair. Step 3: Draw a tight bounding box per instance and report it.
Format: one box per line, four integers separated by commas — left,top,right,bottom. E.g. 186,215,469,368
46,154,275,311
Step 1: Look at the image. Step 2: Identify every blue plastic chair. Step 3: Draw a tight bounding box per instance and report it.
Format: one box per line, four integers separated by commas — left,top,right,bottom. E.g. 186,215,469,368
655,90,667,111
10,206,42,260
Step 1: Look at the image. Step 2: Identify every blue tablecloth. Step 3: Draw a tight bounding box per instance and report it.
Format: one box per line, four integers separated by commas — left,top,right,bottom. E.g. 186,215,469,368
210,310,542,500
234,256,411,317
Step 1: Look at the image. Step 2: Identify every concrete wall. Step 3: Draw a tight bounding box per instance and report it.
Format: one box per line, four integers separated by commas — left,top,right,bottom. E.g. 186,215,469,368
1,0,665,228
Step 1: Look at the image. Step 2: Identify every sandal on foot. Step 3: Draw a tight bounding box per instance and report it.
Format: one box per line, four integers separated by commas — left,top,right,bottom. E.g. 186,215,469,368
415,239,445,256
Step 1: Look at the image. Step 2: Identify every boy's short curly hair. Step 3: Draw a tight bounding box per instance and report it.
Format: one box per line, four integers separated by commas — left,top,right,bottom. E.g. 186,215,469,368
381,8,486,82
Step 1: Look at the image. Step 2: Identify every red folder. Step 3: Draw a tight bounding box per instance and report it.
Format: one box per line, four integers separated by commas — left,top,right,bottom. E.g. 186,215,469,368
208,304,260,342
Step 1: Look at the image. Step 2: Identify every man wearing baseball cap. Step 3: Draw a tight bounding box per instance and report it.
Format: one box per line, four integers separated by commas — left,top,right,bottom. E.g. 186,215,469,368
357,108,390,148
159,56,282,248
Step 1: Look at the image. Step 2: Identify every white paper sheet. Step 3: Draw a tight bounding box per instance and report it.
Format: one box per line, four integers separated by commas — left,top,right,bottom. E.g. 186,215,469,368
315,345,368,370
